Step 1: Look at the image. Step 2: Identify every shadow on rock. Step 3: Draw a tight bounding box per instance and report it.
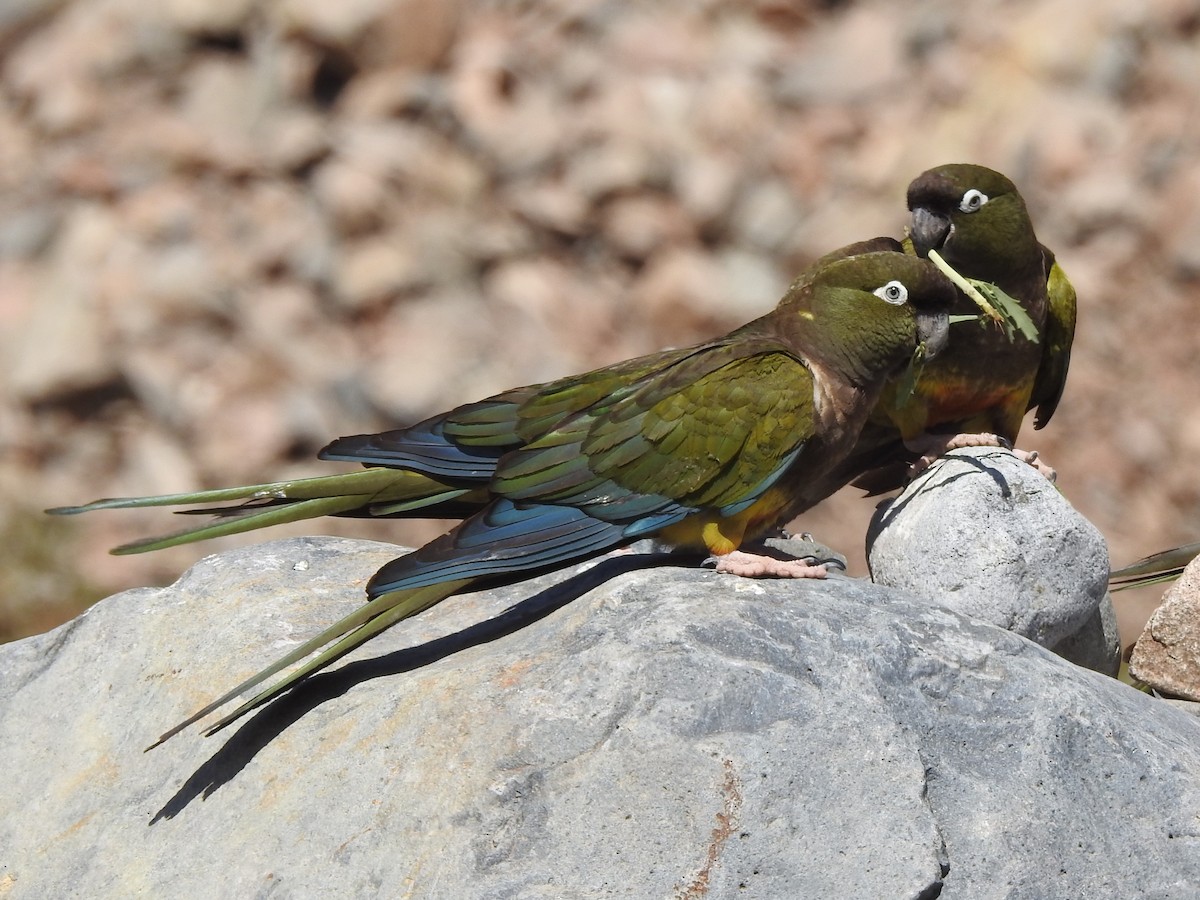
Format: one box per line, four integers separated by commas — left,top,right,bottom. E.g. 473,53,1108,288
151,551,681,823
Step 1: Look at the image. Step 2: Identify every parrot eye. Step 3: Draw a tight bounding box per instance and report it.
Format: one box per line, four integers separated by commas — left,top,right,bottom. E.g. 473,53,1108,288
873,280,908,305
959,188,988,213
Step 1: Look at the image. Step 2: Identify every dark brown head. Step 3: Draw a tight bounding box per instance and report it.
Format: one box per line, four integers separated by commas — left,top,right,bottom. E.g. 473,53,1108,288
907,164,1040,283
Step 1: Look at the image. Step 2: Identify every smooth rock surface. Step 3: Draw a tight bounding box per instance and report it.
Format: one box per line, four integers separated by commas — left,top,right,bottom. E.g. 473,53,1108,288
3,536,1198,899
1130,554,1200,700
867,447,1118,674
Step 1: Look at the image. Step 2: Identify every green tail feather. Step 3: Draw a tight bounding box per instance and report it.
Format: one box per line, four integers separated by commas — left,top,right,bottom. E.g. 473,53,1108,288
1110,572,1183,591
46,468,472,554
47,468,425,514
1110,541,1200,591
148,578,472,748
112,495,368,553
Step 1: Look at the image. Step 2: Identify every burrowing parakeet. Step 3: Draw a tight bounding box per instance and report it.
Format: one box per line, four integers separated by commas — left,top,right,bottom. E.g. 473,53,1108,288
899,162,1076,441
846,163,1077,494
50,246,955,742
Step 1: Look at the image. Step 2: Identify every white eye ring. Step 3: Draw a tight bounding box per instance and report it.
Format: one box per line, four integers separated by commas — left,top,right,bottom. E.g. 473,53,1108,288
959,188,988,213
874,280,908,305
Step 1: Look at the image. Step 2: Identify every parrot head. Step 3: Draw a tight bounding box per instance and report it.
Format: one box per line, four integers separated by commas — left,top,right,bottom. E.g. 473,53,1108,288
907,164,1039,282
792,250,956,387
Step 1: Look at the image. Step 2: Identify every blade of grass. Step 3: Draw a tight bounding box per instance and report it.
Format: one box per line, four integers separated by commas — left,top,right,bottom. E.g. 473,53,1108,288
927,249,1039,344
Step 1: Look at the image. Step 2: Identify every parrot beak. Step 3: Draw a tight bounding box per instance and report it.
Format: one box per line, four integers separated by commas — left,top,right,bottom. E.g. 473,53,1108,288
910,207,951,257
917,310,950,360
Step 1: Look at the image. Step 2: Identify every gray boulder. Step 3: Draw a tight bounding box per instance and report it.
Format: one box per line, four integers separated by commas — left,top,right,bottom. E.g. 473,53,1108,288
2,534,1199,899
867,447,1119,674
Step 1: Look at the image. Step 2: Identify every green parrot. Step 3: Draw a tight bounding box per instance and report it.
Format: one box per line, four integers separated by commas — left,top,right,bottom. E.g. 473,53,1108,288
837,163,1077,496
898,163,1076,443
1110,542,1200,591
49,245,955,743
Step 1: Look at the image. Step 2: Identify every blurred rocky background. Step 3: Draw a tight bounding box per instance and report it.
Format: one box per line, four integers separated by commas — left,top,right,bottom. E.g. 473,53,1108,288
2,0,1198,645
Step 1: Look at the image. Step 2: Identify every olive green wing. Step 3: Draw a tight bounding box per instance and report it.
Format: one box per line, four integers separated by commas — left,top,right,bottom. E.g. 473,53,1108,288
443,346,700,447
493,337,817,522
363,338,820,598
1030,250,1077,429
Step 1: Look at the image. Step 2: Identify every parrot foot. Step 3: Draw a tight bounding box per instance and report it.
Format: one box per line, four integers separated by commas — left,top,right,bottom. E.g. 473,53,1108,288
904,431,1008,477
903,432,1058,483
1011,448,1058,483
707,550,828,579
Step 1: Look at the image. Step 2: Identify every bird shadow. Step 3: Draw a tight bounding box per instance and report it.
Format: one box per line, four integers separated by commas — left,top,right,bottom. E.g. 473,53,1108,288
149,549,688,823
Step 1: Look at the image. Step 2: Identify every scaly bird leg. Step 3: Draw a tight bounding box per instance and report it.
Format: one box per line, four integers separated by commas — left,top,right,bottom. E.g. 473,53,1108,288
904,432,1057,482
707,550,828,579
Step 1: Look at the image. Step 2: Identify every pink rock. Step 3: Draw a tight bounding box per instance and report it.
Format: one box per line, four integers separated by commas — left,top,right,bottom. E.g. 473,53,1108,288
1130,556,1200,700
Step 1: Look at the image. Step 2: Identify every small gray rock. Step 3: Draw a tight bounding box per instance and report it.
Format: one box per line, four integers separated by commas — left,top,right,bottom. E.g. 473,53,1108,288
867,447,1117,674
2,536,1199,898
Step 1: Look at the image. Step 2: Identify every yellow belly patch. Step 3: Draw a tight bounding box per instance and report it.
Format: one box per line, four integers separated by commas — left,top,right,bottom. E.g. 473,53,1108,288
657,487,792,555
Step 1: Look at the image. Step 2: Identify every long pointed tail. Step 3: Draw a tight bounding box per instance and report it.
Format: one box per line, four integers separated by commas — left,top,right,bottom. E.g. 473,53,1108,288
47,468,485,554
148,497,640,744
1110,541,1200,591
149,576,474,747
